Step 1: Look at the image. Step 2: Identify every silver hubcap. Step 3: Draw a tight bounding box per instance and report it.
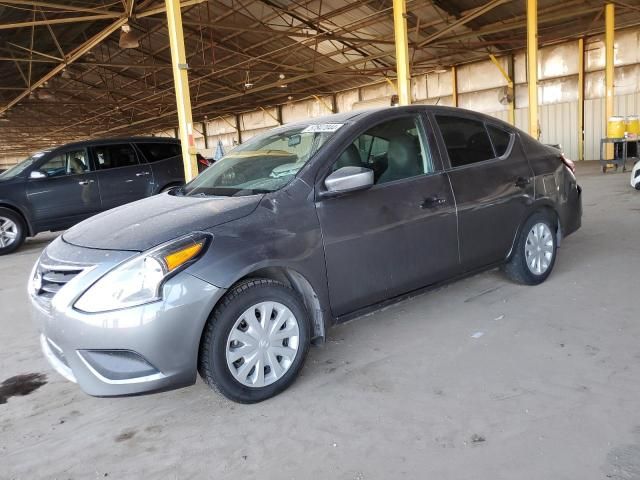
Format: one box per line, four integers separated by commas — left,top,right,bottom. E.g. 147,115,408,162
226,301,300,388
0,217,18,248
525,222,554,275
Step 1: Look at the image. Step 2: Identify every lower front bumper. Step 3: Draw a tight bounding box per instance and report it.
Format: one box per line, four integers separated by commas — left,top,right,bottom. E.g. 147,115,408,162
32,270,225,397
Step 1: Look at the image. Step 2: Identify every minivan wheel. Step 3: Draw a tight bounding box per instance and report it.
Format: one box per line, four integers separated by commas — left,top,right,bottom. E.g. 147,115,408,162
199,278,311,403
0,208,26,255
503,212,557,285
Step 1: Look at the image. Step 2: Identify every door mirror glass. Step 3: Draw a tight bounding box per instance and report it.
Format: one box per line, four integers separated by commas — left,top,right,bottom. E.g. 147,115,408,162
324,166,374,195
29,170,46,179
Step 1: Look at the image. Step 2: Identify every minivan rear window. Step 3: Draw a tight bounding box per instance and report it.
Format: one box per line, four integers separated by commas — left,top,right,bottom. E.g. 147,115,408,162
138,142,181,162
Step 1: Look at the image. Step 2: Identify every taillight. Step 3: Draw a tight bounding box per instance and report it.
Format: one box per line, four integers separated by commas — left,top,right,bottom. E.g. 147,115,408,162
561,153,575,174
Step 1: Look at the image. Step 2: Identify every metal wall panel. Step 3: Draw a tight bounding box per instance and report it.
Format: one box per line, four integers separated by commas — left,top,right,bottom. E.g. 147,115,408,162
584,97,605,160
539,102,579,159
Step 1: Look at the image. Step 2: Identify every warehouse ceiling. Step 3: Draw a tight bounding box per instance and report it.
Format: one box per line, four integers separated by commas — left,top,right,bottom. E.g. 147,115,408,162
1,0,640,156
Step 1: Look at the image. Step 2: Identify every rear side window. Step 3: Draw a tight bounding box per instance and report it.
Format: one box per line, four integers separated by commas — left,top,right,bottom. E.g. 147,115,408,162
487,125,512,157
92,144,139,170
435,115,494,168
137,142,181,162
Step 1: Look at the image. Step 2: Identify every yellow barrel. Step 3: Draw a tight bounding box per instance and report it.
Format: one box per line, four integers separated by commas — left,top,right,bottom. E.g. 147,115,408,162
607,116,625,138
626,115,639,135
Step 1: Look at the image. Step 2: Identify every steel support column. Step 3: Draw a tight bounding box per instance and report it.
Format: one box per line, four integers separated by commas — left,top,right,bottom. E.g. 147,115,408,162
527,0,538,138
605,3,615,160
392,0,411,105
165,0,198,181
451,66,458,107
578,37,585,161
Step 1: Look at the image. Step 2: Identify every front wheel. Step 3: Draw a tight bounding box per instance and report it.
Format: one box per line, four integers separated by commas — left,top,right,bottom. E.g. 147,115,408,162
503,212,557,285
0,208,26,255
199,278,311,403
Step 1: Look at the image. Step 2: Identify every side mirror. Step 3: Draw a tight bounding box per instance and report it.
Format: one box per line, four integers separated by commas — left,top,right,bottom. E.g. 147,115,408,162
323,166,374,197
29,170,46,179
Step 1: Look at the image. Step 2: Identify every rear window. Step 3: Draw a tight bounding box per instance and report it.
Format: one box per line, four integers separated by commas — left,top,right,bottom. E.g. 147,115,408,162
435,115,495,168
487,125,512,157
137,142,181,162
92,144,139,170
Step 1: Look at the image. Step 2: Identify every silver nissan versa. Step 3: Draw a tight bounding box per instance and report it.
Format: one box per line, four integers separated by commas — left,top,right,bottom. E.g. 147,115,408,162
29,106,582,403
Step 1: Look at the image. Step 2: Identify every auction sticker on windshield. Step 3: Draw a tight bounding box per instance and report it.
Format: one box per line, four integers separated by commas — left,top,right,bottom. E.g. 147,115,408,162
301,123,344,133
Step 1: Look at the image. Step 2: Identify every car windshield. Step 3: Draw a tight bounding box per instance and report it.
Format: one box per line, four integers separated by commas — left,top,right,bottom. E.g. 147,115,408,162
0,151,47,179
179,123,343,197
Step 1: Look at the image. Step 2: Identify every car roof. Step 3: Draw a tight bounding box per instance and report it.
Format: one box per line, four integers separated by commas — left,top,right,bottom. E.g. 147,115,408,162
50,136,179,152
284,105,514,130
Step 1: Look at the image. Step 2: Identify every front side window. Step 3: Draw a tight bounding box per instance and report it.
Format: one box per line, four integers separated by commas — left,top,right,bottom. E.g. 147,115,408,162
181,123,340,197
435,115,495,168
332,115,433,184
92,144,139,170
37,149,89,177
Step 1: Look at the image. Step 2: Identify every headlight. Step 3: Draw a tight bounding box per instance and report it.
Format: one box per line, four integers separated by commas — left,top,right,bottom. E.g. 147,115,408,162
74,233,211,313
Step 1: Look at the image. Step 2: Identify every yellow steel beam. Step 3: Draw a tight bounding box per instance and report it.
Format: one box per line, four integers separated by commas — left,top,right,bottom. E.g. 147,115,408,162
165,0,198,181
527,0,539,138
312,95,334,113
577,37,585,160
392,0,411,105
489,54,514,125
260,106,280,125
451,66,458,107
605,3,615,159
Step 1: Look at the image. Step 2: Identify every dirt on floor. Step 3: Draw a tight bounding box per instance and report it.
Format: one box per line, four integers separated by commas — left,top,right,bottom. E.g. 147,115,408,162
1,162,640,479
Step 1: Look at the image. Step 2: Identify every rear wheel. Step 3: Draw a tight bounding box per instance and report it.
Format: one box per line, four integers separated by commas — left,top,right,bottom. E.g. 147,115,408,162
199,278,310,403
503,212,557,285
0,208,26,255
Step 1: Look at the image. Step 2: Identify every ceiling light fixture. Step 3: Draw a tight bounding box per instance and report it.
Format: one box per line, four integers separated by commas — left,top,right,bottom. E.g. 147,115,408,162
433,65,448,74
244,71,253,89
119,24,140,49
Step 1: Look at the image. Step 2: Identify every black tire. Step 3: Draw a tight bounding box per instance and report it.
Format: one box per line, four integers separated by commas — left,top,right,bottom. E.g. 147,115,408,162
503,212,557,285
199,278,311,403
0,207,26,256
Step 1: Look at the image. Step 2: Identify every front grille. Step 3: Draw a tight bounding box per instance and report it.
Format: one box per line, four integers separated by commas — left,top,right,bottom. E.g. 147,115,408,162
36,264,84,300
32,262,87,310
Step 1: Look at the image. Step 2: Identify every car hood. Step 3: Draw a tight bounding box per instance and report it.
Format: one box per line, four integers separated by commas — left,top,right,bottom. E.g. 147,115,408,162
62,192,262,251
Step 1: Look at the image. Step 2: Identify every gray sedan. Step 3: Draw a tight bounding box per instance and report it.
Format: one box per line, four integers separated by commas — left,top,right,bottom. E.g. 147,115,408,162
29,106,582,403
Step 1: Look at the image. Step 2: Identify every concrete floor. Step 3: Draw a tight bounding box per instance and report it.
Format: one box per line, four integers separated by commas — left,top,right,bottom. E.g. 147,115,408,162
1,162,639,479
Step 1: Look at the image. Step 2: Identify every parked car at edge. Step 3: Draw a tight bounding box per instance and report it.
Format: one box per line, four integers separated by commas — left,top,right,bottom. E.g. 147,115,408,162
29,106,582,403
0,137,186,254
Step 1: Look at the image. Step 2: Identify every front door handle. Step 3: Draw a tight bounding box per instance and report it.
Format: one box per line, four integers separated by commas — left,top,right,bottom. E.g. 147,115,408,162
515,176,531,188
78,179,95,185
135,171,150,177
421,196,447,209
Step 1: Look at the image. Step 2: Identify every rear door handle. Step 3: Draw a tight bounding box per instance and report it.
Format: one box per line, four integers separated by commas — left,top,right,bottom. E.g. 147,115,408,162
421,196,447,209
515,176,531,188
135,171,150,177
78,179,94,185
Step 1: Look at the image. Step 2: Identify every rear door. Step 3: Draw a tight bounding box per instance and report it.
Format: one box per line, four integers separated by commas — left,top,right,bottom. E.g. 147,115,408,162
315,113,460,316
433,113,533,271
26,148,101,230
135,141,184,190
90,143,154,210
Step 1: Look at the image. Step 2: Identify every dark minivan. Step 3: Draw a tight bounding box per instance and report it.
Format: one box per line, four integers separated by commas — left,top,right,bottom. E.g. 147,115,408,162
0,137,185,254
30,106,581,403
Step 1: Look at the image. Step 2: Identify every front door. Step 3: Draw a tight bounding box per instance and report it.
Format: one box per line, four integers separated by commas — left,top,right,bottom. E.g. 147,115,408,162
90,143,154,210
433,113,534,271
26,148,101,230
315,114,460,317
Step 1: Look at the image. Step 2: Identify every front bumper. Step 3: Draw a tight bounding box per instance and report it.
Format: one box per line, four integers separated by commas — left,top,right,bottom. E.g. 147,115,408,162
30,237,225,397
